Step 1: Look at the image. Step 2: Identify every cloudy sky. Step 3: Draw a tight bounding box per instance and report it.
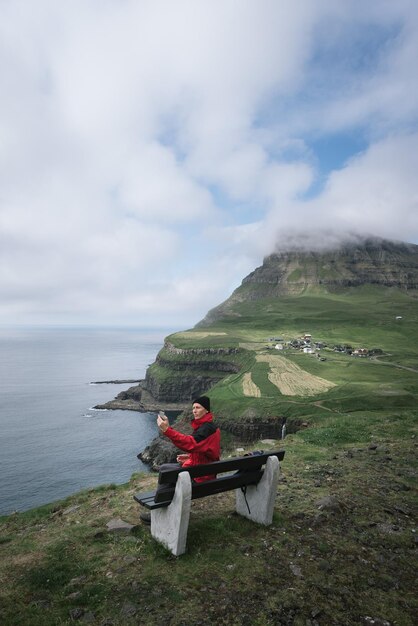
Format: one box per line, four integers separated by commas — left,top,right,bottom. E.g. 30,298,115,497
1,0,418,328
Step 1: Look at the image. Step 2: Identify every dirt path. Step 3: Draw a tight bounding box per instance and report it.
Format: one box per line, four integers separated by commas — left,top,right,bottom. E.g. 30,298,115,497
242,372,261,397
256,354,336,396
370,355,418,373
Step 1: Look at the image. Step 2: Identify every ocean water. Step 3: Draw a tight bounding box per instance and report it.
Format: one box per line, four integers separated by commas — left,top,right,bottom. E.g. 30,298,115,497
0,327,174,516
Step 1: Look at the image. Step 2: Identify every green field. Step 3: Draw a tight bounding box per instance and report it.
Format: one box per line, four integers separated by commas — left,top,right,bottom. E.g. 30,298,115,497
158,287,418,433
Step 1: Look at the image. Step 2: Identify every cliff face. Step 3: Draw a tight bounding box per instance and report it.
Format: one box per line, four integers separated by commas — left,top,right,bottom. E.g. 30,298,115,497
143,342,241,403
198,237,418,325
97,342,242,411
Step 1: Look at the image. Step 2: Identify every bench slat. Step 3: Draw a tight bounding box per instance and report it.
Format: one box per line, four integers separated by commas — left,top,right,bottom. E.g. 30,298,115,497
135,469,265,508
191,469,264,499
157,450,285,484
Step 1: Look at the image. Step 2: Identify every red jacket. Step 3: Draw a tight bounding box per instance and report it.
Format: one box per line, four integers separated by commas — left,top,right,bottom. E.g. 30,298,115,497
164,412,220,482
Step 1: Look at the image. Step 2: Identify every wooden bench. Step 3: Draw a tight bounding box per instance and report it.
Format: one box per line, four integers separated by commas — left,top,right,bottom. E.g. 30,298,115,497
134,450,285,555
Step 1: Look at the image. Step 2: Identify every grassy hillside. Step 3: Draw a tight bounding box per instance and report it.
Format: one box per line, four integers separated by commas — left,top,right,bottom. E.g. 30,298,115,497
0,421,416,625
160,287,418,430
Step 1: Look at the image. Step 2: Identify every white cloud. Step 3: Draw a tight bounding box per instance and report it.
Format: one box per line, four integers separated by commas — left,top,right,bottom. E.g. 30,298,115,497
0,0,417,327
316,133,418,239
259,133,418,251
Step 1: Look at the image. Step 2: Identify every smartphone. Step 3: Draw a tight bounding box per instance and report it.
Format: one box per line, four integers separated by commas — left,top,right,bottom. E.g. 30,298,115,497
158,410,166,418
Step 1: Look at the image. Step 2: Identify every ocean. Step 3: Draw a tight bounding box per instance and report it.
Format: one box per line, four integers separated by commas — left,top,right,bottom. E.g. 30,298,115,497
0,326,174,516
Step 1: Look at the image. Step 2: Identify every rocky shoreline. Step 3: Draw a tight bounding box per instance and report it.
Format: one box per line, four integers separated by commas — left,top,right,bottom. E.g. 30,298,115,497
93,380,192,470
93,380,189,413
90,379,141,385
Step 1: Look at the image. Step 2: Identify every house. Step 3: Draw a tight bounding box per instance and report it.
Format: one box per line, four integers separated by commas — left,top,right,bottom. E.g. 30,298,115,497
303,347,314,354
352,348,368,357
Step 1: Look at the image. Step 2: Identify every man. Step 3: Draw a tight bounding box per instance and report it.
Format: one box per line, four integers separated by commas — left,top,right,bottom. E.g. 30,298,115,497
157,395,220,481
139,396,220,524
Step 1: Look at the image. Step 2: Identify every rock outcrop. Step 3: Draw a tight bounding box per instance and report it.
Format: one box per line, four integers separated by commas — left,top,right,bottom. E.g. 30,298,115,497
137,435,179,470
198,237,418,326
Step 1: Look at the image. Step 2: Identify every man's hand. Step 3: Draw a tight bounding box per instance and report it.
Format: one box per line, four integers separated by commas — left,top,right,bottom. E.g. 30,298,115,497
176,453,191,464
157,415,169,433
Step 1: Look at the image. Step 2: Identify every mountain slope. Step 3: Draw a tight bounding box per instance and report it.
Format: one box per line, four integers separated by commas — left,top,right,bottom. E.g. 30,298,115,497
103,237,418,441
198,237,418,326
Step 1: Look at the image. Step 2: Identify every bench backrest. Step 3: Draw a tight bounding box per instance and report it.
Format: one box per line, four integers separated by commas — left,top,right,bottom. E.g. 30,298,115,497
154,450,285,504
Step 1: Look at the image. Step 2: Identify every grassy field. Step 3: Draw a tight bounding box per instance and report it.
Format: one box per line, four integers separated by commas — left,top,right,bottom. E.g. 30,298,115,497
162,287,418,429
1,419,416,625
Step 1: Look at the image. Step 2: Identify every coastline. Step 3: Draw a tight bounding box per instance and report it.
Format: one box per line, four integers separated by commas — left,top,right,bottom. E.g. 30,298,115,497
93,380,189,413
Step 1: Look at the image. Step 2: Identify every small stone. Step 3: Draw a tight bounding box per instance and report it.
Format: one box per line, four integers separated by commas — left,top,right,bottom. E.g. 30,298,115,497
361,617,391,626
93,531,106,540
120,601,138,617
377,523,400,534
394,505,410,515
63,505,81,515
316,495,341,512
290,563,303,577
68,576,87,586
106,518,135,533
67,591,82,600
312,512,327,526
123,555,137,565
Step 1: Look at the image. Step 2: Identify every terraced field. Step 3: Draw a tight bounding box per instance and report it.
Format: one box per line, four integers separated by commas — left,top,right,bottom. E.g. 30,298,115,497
255,353,336,396
242,372,261,397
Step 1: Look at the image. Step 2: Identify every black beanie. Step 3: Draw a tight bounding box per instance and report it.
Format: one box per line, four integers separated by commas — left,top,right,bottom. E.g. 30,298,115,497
193,395,210,412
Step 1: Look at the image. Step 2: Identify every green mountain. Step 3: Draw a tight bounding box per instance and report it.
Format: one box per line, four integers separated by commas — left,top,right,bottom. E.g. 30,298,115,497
199,236,418,325
103,236,418,440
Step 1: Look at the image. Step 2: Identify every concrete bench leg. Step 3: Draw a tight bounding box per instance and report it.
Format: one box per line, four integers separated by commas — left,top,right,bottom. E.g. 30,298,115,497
235,455,280,525
150,471,192,556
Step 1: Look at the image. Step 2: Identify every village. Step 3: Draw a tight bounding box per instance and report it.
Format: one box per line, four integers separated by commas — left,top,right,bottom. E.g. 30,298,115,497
265,333,383,360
